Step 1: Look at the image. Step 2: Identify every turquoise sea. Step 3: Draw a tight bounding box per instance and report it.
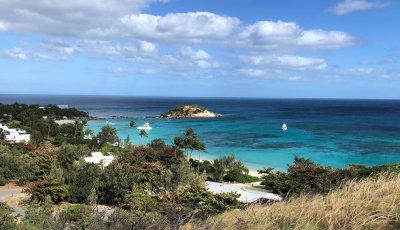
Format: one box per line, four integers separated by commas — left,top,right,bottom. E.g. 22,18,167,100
1,95,400,171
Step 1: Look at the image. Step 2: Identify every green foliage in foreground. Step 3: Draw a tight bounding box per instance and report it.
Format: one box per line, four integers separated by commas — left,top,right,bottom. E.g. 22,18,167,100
190,155,260,183
0,202,18,230
259,156,400,197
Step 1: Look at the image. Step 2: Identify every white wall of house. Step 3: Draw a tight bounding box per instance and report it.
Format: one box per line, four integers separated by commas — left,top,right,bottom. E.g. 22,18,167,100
0,123,31,143
84,152,115,168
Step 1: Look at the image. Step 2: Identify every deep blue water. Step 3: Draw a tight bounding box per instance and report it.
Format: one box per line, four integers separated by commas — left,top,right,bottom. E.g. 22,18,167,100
1,94,400,171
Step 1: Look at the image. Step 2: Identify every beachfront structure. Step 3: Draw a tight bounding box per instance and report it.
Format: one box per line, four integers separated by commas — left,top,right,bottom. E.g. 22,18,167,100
84,152,114,168
0,123,31,143
55,119,76,125
57,104,69,109
206,181,282,204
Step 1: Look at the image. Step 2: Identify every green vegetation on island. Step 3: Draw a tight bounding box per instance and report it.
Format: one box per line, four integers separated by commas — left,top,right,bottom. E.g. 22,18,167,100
160,104,222,118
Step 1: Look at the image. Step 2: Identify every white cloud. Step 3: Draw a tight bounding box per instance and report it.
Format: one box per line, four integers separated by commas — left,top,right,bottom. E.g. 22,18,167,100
4,47,28,60
181,47,211,60
238,21,355,50
234,55,328,80
99,66,127,75
287,76,301,81
121,14,355,50
241,55,327,70
331,0,390,16
178,47,218,69
238,68,267,77
120,12,241,43
0,0,168,37
0,21,8,31
0,1,355,51
139,41,156,53
141,68,156,75
39,40,77,55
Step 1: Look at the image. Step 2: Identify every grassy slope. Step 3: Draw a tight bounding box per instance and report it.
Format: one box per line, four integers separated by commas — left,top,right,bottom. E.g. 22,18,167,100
197,174,400,230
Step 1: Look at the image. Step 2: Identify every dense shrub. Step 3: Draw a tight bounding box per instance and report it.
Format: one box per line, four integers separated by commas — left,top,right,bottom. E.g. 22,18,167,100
259,156,400,197
0,202,18,230
24,177,69,203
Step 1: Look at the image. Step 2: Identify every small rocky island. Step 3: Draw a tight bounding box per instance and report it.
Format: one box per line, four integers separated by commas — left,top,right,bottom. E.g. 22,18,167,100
159,104,222,119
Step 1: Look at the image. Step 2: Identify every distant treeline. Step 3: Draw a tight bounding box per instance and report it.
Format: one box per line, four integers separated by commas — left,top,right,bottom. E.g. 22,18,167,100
0,103,88,121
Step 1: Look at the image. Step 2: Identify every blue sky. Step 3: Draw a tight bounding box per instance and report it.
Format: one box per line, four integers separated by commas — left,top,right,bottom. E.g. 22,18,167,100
0,0,399,98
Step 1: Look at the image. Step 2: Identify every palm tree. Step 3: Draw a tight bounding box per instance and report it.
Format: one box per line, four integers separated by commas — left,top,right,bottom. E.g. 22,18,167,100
192,138,206,173
139,129,148,144
129,121,137,144
173,136,184,156
129,121,137,128
182,128,205,165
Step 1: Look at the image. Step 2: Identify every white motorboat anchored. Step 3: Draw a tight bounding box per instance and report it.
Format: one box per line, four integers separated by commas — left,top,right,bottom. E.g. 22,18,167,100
106,120,115,125
282,123,288,131
137,122,152,130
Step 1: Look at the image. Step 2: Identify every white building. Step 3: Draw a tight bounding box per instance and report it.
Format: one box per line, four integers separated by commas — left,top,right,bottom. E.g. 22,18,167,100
0,123,31,143
206,181,282,204
57,105,69,109
84,152,114,168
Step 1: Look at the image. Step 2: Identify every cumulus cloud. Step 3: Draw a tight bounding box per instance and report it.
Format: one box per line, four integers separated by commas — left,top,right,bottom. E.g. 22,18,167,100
0,0,168,37
331,0,390,16
121,14,355,50
120,12,241,43
3,47,28,60
181,47,211,60
0,1,355,51
178,47,219,69
0,1,361,81
238,21,355,50
238,68,267,77
39,40,77,55
240,55,327,70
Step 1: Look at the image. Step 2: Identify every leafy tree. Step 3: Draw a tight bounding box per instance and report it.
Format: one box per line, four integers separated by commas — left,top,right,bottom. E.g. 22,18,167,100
169,159,206,191
30,145,58,179
57,143,89,184
0,202,18,230
259,156,333,196
176,185,242,220
22,196,55,229
97,162,135,205
24,177,69,203
211,155,249,182
30,130,43,148
149,138,166,151
96,126,119,147
0,145,33,183
69,163,102,204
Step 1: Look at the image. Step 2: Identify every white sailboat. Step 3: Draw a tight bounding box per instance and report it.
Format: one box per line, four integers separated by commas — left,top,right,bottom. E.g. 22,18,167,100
282,123,288,131
106,120,115,125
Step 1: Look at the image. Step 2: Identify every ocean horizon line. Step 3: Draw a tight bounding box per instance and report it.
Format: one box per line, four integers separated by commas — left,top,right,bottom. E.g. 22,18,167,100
1,93,400,101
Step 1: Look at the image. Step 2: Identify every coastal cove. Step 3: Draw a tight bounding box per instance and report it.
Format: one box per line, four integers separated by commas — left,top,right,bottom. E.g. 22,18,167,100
1,94,400,172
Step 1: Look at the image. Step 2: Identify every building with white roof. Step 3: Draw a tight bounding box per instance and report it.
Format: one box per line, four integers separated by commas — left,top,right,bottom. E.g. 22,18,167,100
84,152,114,168
0,123,31,143
206,181,282,204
